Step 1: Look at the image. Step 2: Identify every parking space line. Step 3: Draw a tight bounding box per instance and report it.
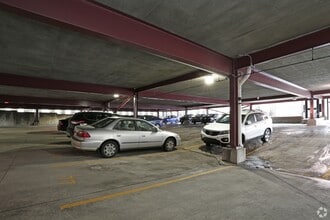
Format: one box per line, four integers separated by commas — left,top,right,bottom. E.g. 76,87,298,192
60,165,233,210
321,169,330,180
59,175,76,185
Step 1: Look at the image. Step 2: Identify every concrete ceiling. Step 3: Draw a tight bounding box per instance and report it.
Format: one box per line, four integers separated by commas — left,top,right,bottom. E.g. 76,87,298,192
0,0,329,111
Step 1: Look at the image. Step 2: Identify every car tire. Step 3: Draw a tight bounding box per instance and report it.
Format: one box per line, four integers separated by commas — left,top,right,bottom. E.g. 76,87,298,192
163,137,176,151
262,128,271,143
99,140,118,158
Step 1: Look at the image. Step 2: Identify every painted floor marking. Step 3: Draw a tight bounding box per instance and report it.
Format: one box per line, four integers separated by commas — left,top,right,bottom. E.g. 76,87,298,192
60,166,233,210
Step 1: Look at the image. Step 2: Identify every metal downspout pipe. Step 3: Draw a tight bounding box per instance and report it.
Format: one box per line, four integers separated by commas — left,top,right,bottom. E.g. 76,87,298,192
237,66,252,147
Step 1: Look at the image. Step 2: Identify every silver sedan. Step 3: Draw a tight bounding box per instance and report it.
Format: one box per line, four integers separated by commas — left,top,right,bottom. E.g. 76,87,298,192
71,117,181,158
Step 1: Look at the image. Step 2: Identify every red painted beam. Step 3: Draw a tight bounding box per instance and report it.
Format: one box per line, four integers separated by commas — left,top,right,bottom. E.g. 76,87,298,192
136,70,208,92
0,72,229,105
312,89,330,96
244,98,305,105
0,94,103,108
237,27,330,68
140,90,228,105
0,0,232,75
242,94,296,102
249,69,311,97
0,72,133,96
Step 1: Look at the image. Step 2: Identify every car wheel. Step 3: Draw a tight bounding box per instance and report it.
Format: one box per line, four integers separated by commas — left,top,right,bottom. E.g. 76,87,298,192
100,140,118,158
163,138,176,151
262,128,271,143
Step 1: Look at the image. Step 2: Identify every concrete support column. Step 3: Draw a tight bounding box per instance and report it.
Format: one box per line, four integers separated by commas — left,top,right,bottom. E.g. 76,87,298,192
32,108,40,126
133,92,139,118
321,98,325,118
307,97,316,126
327,98,329,120
304,99,308,119
184,107,188,115
157,110,160,118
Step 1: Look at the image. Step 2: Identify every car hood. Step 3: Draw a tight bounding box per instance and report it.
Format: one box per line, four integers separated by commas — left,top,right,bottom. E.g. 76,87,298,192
203,123,229,131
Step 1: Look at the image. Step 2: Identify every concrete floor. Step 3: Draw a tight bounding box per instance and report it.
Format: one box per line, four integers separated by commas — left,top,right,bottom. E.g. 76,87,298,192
0,124,329,219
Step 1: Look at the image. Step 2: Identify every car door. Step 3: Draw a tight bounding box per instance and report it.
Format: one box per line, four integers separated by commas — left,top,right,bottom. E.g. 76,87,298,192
243,113,259,140
112,119,141,149
255,113,267,136
135,120,163,147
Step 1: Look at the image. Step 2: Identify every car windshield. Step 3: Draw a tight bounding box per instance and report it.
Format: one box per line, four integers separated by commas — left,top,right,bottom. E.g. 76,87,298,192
91,117,116,128
216,114,246,124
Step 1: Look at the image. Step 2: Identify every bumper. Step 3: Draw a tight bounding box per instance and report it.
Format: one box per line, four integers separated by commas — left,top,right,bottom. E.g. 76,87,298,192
201,132,229,145
71,138,102,151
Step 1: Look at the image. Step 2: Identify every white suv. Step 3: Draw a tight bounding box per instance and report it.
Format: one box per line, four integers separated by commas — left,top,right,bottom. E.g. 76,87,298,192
201,110,272,146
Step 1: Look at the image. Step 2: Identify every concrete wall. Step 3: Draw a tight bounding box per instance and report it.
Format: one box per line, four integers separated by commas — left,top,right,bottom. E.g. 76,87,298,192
0,111,71,127
272,116,303,124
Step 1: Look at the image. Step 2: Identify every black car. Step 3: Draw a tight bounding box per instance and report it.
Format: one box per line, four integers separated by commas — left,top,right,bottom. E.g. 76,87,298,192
191,114,206,124
66,112,118,137
201,114,219,124
57,117,71,132
180,114,193,124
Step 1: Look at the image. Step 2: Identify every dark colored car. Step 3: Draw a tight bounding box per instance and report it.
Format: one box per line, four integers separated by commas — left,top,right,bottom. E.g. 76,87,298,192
180,114,193,124
66,112,118,137
191,114,206,124
201,114,219,124
138,115,164,127
57,117,71,132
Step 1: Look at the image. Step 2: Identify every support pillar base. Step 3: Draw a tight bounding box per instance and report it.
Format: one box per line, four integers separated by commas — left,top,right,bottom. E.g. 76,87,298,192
307,119,316,126
222,147,246,164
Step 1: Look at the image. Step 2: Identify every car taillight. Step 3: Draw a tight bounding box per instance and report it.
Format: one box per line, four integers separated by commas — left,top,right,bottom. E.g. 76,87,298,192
77,131,90,138
71,120,85,125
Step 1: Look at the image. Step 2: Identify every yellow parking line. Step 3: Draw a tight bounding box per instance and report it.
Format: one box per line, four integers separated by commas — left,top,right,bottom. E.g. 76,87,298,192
60,166,233,210
182,143,203,150
321,169,330,180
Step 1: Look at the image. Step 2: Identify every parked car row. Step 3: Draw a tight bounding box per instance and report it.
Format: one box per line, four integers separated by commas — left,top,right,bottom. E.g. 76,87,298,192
180,113,220,124
57,110,272,158
57,111,181,158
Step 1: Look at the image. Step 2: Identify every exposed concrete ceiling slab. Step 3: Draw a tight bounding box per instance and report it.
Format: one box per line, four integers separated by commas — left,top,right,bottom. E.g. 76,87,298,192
0,1,329,110
0,10,195,88
97,0,330,56
256,45,330,91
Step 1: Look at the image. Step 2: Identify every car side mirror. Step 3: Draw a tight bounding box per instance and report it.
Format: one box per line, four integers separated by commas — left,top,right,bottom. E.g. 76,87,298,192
152,127,158,132
245,120,252,125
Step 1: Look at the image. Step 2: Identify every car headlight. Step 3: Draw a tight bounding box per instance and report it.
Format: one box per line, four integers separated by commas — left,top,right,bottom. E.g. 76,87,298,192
219,130,229,135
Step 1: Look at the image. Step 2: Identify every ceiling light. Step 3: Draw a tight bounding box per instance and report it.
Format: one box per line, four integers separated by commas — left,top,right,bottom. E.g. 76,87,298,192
204,75,215,85
113,94,119,98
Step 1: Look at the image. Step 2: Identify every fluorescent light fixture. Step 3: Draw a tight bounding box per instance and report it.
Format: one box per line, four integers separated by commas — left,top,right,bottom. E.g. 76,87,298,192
113,94,119,98
204,75,215,85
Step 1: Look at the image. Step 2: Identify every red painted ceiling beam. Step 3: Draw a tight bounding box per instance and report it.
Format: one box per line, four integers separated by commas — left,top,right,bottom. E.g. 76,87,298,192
312,89,330,96
243,98,305,105
0,94,103,108
0,0,232,75
140,90,228,105
242,94,296,102
0,72,133,96
249,69,311,97
0,72,228,105
136,70,208,92
237,27,330,68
